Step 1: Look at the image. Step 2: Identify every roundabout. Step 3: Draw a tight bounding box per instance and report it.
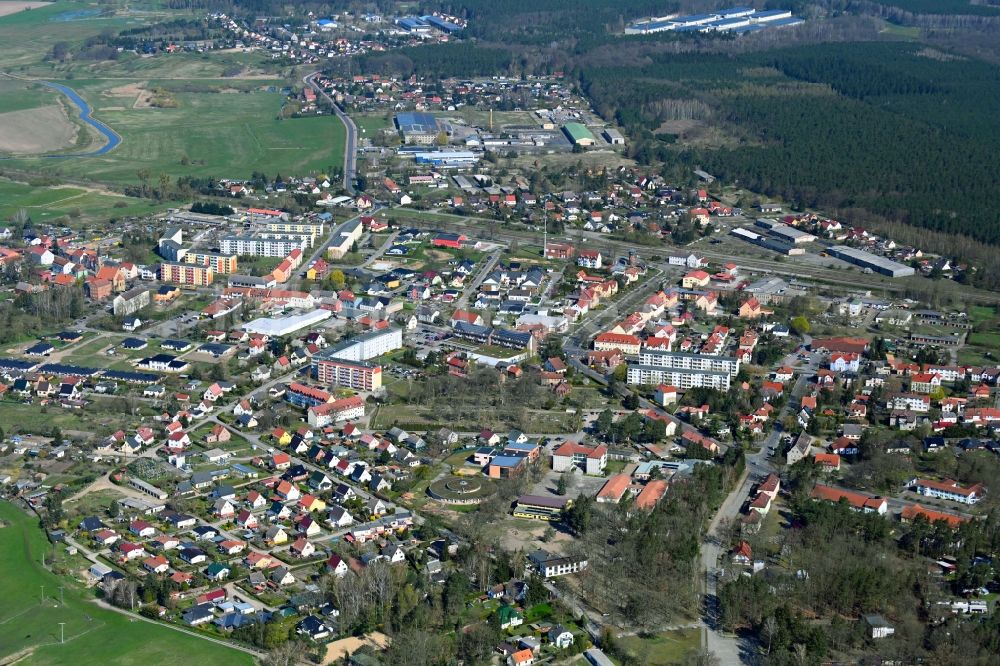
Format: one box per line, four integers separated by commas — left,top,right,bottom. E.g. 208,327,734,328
427,475,497,505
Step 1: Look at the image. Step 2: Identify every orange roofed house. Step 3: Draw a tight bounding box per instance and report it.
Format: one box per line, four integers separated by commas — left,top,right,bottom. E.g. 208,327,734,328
810,483,887,514
633,479,668,511
900,504,967,528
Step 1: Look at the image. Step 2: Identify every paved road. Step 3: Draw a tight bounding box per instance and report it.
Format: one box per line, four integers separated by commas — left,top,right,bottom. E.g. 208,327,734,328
304,71,357,194
455,250,501,310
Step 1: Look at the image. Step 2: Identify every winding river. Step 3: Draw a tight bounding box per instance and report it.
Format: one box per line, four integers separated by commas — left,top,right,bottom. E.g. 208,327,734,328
40,81,121,156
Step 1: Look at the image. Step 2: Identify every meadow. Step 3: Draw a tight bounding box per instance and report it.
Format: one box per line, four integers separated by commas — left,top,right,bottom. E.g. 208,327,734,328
0,501,254,665
0,179,168,223
4,82,347,182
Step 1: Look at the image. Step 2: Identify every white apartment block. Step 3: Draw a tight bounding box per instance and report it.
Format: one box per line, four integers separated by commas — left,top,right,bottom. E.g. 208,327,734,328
325,327,403,362
264,221,326,239
220,234,310,257
627,366,733,390
627,349,739,390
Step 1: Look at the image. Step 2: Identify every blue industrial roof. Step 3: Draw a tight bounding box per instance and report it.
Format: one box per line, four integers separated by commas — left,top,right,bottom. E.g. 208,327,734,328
717,7,755,15
396,112,438,134
398,17,428,30
490,455,525,468
707,17,750,28
754,9,793,18
422,15,461,32
674,13,718,22
767,17,805,27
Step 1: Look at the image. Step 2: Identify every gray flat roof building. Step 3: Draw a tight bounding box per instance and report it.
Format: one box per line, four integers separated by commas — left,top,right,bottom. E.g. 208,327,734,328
826,246,915,278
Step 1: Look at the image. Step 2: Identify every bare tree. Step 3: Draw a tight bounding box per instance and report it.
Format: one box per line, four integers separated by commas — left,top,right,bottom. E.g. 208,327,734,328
763,615,778,655
262,641,305,666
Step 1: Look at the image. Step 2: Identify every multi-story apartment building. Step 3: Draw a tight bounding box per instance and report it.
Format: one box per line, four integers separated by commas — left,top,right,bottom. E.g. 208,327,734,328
219,234,310,257
159,262,213,286
627,349,739,390
910,478,985,505
113,286,150,316
312,357,383,392
184,251,238,274
321,328,403,362
264,221,325,240
307,395,366,428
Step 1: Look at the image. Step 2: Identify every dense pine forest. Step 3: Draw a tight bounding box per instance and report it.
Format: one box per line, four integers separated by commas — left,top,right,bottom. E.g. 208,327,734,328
582,41,1000,247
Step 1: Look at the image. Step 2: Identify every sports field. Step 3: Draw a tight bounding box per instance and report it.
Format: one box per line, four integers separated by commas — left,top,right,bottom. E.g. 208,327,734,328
0,501,254,665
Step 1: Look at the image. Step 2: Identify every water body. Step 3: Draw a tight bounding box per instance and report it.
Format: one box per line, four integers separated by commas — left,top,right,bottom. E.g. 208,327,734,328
50,9,102,21
39,81,121,157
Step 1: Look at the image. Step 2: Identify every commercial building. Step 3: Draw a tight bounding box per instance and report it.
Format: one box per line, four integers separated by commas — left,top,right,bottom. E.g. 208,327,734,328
396,112,439,144
313,357,383,392
318,327,402,362
160,262,213,286
754,219,816,244
826,246,915,277
602,128,625,145
626,7,800,34
184,251,238,274
562,123,596,146
627,349,740,390
241,309,331,337
412,151,479,167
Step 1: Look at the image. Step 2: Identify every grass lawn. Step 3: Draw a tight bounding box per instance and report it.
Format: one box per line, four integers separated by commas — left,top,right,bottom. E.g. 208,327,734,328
967,331,1000,348
968,305,998,325
352,113,392,137
617,628,702,665
0,501,254,665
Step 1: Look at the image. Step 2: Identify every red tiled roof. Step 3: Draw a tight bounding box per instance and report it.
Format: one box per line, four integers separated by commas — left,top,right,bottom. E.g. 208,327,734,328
900,503,966,528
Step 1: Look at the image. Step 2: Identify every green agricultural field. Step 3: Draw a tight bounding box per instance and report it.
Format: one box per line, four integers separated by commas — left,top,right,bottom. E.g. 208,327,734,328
0,78,51,113
6,85,346,183
0,501,254,665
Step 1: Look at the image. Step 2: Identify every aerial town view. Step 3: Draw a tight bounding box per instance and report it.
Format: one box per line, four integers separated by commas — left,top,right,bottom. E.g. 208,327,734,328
2,0,1000,665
